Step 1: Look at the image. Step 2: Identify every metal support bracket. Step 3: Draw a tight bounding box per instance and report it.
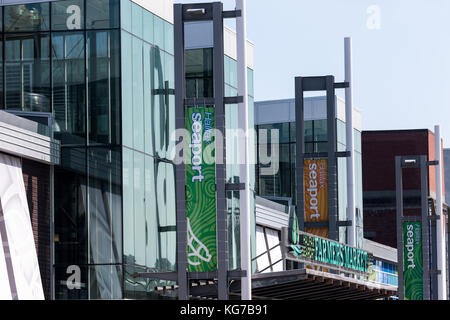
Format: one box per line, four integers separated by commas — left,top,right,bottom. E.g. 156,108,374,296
336,151,351,158
223,10,242,19
224,96,244,105
226,183,245,191
334,82,350,89
337,220,353,227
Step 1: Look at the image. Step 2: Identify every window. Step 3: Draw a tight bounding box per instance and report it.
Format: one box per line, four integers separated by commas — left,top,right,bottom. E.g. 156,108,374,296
5,3,50,32
86,0,119,29
185,48,213,98
87,30,121,145
5,33,51,112
52,32,85,144
51,0,84,31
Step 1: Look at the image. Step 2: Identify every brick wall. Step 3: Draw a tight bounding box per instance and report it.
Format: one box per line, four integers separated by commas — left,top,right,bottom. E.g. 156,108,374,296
22,159,51,300
362,130,431,248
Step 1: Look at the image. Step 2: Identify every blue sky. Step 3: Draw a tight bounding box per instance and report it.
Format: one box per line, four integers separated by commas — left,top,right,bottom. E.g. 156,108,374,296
176,0,450,146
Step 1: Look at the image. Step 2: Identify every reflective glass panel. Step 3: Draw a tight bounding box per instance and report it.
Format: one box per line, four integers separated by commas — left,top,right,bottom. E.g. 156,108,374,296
86,0,119,29
5,33,51,112
52,0,84,31
87,30,121,145
52,32,86,145
5,3,50,32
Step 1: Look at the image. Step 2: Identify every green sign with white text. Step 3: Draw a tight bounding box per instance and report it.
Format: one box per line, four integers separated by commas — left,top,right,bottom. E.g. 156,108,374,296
186,107,217,272
289,233,369,274
403,222,423,300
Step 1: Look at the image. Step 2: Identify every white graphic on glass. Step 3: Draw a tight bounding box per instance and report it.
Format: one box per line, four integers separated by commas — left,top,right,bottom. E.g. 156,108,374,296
187,218,212,266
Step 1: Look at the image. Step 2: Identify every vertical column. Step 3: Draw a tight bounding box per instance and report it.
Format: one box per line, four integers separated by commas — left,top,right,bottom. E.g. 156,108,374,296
421,155,431,300
326,76,338,242
435,125,447,300
174,4,188,300
236,0,252,300
212,2,229,300
295,77,305,232
395,156,405,300
344,37,356,247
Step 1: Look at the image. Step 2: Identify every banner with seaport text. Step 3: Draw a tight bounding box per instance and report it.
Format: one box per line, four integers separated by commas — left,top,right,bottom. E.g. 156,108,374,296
304,159,329,238
186,107,217,272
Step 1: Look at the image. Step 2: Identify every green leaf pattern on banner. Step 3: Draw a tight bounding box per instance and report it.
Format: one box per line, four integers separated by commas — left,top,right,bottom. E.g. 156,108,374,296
403,222,423,300
186,107,217,272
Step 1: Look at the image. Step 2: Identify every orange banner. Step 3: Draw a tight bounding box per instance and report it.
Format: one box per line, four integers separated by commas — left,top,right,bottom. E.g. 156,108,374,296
304,159,329,238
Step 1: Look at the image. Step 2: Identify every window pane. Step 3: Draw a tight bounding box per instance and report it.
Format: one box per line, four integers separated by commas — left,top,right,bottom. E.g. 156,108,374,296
51,0,84,31
89,265,122,299
120,0,131,32
86,0,119,29
0,36,3,109
54,148,87,267
87,30,121,145
123,147,134,264
142,9,154,44
121,31,133,148
131,2,143,38
52,32,86,145
314,119,328,142
132,37,144,151
185,48,213,98
154,15,164,49
304,120,313,142
5,33,51,112
5,3,50,32
88,147,122,265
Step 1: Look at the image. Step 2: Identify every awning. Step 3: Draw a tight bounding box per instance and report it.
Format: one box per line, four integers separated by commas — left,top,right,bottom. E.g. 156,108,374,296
228,268,397,300
152,268,397,300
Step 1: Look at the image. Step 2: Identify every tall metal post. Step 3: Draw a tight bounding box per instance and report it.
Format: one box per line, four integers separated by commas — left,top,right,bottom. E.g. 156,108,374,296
435,125,447,299
174,3,188,300
395,156,405,300
236,0,252,300
212,2,229,301
294,77,305,233
326,76,338,242
344,37,356,247
420,155,431,300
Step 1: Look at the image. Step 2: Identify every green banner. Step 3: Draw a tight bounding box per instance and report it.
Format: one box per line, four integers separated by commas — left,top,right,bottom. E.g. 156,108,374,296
403,222,423,300
186,107,217,272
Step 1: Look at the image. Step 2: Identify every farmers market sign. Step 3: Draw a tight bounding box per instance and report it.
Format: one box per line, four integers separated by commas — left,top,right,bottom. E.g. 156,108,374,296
288,233,369,274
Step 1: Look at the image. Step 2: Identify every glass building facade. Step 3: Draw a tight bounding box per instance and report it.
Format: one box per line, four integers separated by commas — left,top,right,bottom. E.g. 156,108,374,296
0,0,255,300
256,112,364,248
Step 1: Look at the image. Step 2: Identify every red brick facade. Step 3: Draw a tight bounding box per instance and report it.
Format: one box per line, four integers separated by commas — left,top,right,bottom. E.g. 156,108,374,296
22,159,51,300
362,130,444,248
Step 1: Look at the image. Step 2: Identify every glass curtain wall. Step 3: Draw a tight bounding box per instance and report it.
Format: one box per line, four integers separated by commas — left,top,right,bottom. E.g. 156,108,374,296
256,120,364,247
120,0,176,300
0,0,123,300
224,55,256,271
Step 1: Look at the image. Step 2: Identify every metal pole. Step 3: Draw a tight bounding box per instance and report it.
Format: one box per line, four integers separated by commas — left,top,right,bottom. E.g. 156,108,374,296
212,2,229,301
421,156,431,300
236,0,252,300
174,3,188,300
435,125,447,299
395,156,405,300
344,37,356,247
326,76,338,242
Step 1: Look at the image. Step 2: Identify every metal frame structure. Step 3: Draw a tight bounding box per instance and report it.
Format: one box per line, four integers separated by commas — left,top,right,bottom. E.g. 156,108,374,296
395,155,439,300
294,76,350,242
135,2,245,301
